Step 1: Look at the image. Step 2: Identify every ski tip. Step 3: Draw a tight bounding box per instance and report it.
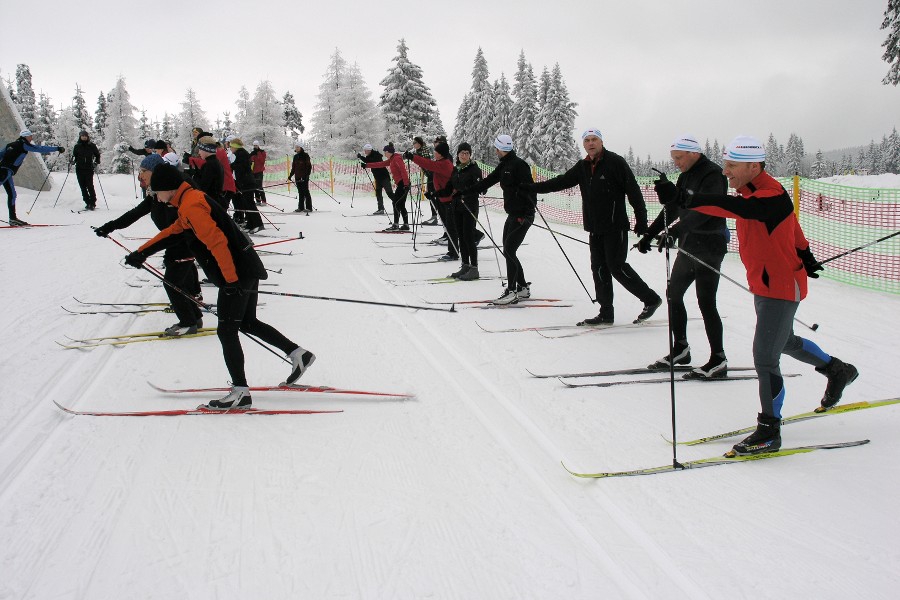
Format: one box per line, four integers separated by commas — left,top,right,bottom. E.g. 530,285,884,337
52,399,75,415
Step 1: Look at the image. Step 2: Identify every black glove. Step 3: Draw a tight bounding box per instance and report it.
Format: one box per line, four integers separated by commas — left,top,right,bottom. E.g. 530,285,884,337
424,191,435,201
356,153,365,161
124,251,147,268
797,247,823,278
634,221,648,236
654,179,678,204
94,222,115,238
636,235,654,254
359,162,368,169
222,281,243,296
57,146,65,153
656,232,677,252
402,150,414,160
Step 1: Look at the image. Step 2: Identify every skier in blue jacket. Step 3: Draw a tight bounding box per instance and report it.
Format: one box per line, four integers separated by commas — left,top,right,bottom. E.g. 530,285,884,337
0,129,64,225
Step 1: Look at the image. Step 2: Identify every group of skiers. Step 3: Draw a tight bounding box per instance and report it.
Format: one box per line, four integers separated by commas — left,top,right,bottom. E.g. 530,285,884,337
5,120,860,452
351,128,858,456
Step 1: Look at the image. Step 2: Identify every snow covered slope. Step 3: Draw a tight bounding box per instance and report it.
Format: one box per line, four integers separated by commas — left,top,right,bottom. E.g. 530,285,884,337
1,174,898,599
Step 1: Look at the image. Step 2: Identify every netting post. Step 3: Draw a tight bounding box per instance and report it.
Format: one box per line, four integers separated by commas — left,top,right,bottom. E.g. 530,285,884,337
286,155,292,193
793,173,800,218
330,158,335,195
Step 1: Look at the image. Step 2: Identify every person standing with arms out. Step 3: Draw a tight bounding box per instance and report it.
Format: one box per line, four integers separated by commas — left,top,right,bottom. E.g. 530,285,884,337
357,143,389,215
125,164,316,409
405,140,455,257
636,135,730,378
362,143,410,230
0,129,64,225
412,136,438,225
681,135,858,455
447,142,483,280
249,141,267,205
463,134,535,305
288,142,313,213
531,129,662,324
94,154,203,336
72,130,101,211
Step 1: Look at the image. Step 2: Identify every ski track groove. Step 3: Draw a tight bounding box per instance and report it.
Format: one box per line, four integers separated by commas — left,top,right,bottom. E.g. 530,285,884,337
350,260,710,600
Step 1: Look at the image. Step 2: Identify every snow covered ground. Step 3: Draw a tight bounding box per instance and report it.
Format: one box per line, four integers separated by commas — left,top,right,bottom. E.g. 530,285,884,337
1,173,899,599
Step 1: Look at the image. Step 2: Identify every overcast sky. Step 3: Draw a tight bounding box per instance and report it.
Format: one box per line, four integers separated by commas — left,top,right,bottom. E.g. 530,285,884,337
2,0,897,159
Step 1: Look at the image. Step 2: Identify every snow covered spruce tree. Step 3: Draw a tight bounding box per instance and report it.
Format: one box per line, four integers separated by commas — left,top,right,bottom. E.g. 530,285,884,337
452,48,497,164
765,134,784,176
532,63,579,171
282,91,304,139
54,106,80,170
94,92,108,139
241,80,291,153
235,86,250,129
72,84,92,132
138,109,151,141
14,64,36,129
33,93,60,168
811,149,827,178
379,39,443,148
99,77,138,174
174,88,209,153
784,133,805,176
882,0,900,85
311,49,384,157
492,74,514,140
510,51,539,163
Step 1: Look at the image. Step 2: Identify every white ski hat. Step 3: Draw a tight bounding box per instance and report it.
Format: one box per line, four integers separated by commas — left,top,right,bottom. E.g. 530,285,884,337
581,128,603,140
20,129,33,137
494,134,514,151
162,152,180,167
363,143,373,151
225,134,237,143
723,135,766,162
253,140,260,146
670,134,702,153
294,141,304,149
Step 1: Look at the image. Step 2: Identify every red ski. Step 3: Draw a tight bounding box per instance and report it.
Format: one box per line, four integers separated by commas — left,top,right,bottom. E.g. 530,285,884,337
148,381,413,398
53,399,341,416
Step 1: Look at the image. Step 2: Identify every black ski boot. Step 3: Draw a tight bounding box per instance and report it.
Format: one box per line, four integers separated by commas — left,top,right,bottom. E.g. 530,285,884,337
729,413,782,456
684,353,728,379
816,357,859,410
648,341,691,370
633,296,663,324
578,307,614,327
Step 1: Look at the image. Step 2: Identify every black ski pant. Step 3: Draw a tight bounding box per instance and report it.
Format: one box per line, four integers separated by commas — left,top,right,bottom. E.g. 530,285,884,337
76,169,97,207
216,279,299,387
253,172,267,203
295,178,312,211
590,230,660,319
2,168,18,219
163,252,203,326
386,181,409,225
373,176,389,211
455,198,479,265
235,189,263,229
502,214,532,291
668,235,727,355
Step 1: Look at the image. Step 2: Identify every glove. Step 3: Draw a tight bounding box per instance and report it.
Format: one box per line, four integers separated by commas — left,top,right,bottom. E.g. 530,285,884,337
654,179,678,204
124,251,147,268
656,233,677,252
57,146,65,153
636,235,654,254
222,281,243,296
402,150,414,160
94,222,115,238
359,162,368,169
797,247,823,278
424,191,435,201
634,221,648,236
356,153,365,161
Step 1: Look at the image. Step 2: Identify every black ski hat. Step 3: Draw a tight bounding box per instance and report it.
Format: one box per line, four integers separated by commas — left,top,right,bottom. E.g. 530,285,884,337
456,142,472,155
434,142,451,159
149,163,183,191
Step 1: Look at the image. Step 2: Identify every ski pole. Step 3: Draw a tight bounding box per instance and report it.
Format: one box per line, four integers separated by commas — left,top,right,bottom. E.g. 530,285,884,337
251,288,456,313
533,200,594,302
309,177,341,204
103,234,291,364
350,164,358,208
129,157,138,198
475,196,505,285
644,241,820,332
27,166,56,213
95,170,109,209
530,221,588,245
814,230,900,267
253,235,304,249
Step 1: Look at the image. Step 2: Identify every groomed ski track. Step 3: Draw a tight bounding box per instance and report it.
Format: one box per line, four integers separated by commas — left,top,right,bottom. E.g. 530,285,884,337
1,174,899,599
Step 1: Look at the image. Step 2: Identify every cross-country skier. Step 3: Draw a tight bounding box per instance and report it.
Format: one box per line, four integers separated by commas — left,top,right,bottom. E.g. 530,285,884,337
357,144,389,215
0,129,64,225
362,143,410,230
72,130,101,210
288,142,312,213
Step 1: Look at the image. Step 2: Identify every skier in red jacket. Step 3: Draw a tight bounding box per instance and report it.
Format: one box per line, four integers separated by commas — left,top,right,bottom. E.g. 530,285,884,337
682,135,858,455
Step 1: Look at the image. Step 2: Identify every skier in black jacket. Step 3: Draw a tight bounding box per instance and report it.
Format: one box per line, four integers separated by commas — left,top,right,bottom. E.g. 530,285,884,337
637,135,730,378
193,137,225,204
357,144,389,214
93,153,203,335
532,129,661,324
0,129,64,225
72,131,101,209
445,142,483,280
229,138,264,233
465,134,536,304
